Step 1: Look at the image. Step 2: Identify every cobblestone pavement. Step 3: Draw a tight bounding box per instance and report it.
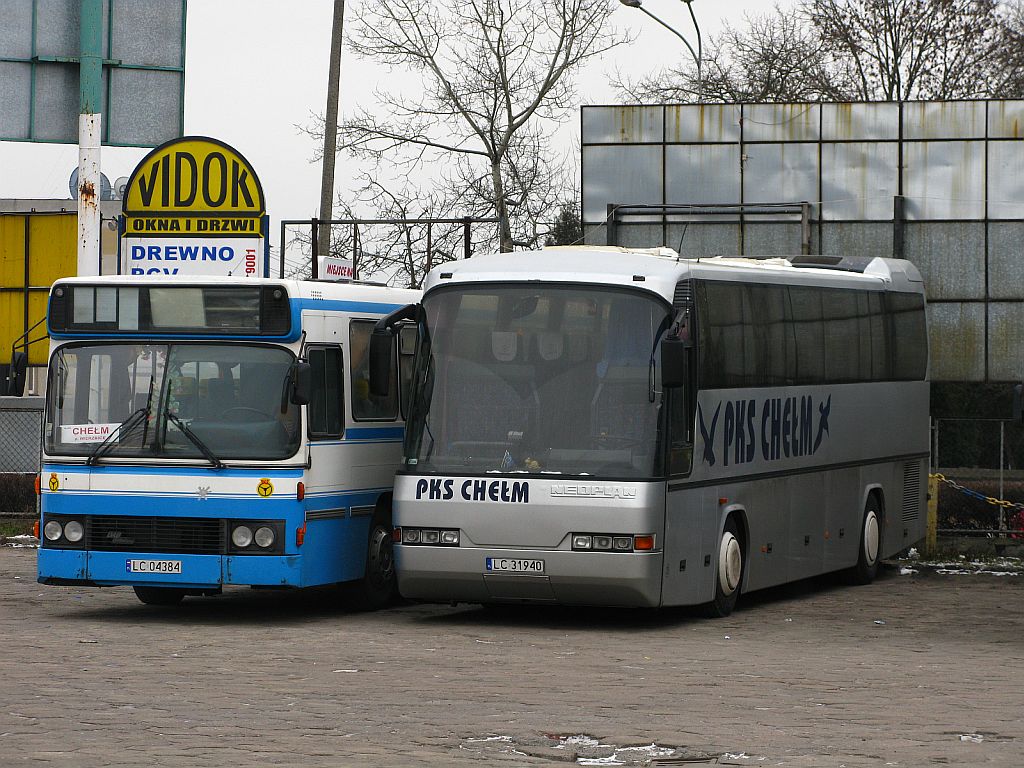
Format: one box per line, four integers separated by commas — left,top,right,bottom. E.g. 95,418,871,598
1,547,1021,767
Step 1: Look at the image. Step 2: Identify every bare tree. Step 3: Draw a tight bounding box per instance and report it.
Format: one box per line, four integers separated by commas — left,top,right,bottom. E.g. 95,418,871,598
616,0,1014,104
312,0,626,252
616,8,851,103
807,0,1008,100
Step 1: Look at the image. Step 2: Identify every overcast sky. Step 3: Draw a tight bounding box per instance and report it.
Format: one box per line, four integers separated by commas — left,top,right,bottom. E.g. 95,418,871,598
0,0,784,260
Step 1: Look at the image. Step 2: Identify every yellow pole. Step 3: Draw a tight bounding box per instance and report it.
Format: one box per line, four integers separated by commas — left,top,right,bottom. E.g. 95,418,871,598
926,475,939,557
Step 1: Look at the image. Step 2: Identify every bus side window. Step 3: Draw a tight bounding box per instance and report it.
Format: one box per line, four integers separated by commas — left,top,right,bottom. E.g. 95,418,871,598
398,324,417,420
307,346,344,438
667,385,692,476
350,320,398,421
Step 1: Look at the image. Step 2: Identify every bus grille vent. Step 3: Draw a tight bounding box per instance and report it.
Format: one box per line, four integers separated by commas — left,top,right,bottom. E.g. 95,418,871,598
88,516,224,555
673,280,694,306
901,462,921,522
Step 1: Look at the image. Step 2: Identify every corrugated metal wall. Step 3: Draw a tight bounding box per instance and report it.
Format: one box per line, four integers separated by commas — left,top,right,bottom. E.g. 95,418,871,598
581,101,1024,383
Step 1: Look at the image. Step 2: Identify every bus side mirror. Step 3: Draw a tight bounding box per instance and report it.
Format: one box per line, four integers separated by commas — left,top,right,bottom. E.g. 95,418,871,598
7,351,27,396
290,361,312,406
661,337,689,388
369,330,394,397
1014,383,1023,424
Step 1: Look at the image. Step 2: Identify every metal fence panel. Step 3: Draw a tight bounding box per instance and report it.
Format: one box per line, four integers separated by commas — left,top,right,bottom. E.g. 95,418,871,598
582,145,662,222
928,303,986,381
665,145,740,214
742,223,807,255
987,141,1024,219
819,222,893,257
820,142,898,221
667,223,742,257
987,303,1024,382
742,143,818,217
987,100,1024,138
903,222,986,300
988,223,1024,299
903,141,986,220
0,397,43,474
742,103,820,142
820,102,899,141
581,105,663,144
665,104,741,143
903,101,986,140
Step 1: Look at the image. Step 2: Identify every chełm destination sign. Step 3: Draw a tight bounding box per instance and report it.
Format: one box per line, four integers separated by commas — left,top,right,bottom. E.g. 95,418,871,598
121,136,267,277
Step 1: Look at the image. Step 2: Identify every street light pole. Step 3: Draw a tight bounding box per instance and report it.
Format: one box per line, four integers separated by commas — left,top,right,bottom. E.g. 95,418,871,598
619,0,702,93
317,0,346,278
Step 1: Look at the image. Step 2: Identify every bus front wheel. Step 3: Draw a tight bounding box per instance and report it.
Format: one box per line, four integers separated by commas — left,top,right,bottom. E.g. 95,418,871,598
133,586,186,606
703,517,743,618
343,516,397,611
849,496,882,585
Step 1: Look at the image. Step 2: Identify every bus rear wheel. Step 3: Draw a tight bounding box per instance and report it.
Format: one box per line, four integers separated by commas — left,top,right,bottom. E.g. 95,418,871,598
133,586,186,606
849,496,882,585
703,517,743,618
343,517,397,611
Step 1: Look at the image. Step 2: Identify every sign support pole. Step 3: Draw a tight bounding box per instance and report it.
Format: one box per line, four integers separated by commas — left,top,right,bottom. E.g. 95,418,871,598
77,0,103,277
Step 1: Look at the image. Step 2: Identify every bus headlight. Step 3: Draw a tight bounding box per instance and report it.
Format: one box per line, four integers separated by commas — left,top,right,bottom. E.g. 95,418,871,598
63,520,85,543
399,527,460,546
231,525,253,548
572,533,647,552
254,526,275,548
440,530,460,545
43,520,63,541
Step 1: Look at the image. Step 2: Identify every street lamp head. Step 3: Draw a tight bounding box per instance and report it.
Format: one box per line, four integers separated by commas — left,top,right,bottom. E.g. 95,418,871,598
618,0,643,7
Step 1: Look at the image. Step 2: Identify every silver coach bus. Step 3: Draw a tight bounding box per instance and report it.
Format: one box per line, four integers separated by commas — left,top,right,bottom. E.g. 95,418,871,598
369,247,929,615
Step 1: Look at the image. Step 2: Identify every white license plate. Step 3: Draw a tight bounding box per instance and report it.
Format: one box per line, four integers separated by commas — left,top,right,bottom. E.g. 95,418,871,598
126,559,182,575
486,557,544,574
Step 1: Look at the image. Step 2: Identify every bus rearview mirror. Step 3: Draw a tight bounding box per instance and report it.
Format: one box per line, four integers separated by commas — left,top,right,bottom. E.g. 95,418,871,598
1014,383,1023,424
290,361,312,406
661,337,688,388
369,330,393,397
7,351,27,396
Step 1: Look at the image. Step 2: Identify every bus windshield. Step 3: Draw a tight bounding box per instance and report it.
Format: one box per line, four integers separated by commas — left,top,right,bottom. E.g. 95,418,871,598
45,343,301,461
406,286,671,478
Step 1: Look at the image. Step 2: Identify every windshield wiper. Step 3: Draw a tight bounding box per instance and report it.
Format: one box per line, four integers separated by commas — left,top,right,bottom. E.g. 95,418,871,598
166,410,225,470
86,407,150,466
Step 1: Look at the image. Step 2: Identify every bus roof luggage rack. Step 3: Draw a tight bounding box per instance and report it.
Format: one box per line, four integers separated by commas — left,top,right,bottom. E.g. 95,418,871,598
788,254,876,273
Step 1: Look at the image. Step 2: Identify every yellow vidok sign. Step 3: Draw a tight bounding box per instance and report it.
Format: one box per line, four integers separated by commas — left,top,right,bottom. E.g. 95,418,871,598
121,136,267,277
123,136,265,235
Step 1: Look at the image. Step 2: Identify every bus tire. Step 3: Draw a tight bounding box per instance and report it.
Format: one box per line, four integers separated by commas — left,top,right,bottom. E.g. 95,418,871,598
133,586,186,606
703,516,743,618
849,495,882,585
344,515,397,611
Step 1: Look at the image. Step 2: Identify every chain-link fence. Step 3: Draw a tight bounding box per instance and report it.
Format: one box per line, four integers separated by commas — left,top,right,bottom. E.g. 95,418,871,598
0,396,42,519
0,396,43,474
932,417,1024,537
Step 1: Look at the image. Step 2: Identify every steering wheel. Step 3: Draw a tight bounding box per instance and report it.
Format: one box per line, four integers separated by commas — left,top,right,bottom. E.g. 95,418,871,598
220,406,273,422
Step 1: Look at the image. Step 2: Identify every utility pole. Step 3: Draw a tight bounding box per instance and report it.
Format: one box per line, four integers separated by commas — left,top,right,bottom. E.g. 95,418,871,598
317,0,346,274
77,0,103,276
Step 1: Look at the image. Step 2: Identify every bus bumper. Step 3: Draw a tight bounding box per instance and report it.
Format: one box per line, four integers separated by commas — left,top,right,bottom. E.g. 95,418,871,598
395,545,664,608
38,549,304,589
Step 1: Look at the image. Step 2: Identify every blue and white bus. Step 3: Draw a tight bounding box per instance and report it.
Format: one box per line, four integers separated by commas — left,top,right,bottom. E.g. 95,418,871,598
37,276,419,607
369,247,929,615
